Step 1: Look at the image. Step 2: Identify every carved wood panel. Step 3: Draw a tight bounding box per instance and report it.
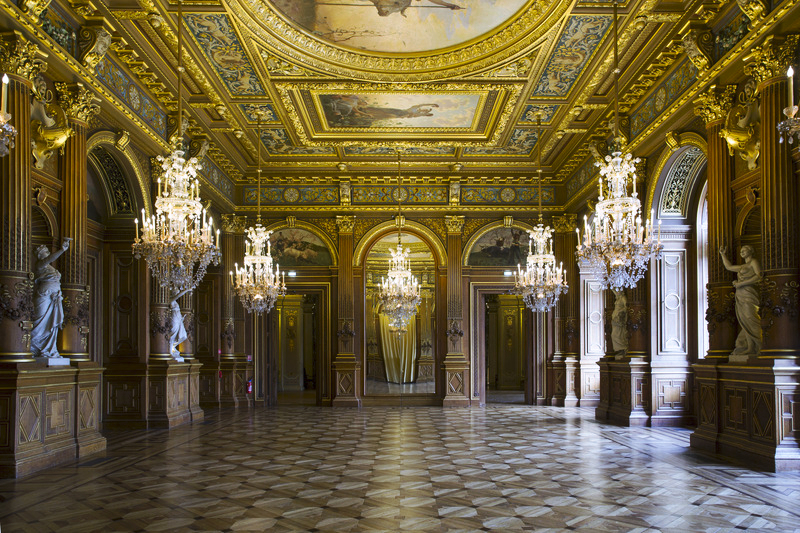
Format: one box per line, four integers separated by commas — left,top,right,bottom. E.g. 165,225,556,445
109,251,138,358
194,277,217,359
585,280,605,356
45,390,73,438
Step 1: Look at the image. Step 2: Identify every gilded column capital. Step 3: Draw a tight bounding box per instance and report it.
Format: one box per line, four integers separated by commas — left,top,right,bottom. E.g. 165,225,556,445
743,34,800,86
693,85,736,125
553,214,577,233
55,82,100,123
221,214,248,234
0,31,47,83
336,215,355,234
445,215,465,234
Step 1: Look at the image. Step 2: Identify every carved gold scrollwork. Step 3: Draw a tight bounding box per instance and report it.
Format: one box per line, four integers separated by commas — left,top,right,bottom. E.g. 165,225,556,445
680,24,713,73
30,100,74,169
736,0,767,29
55,82,100,123
0,32,47,83
77,20,112,69
720,84,760,170
19,0,51,19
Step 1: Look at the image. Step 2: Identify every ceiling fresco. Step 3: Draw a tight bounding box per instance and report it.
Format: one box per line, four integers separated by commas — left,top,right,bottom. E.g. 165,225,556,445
267,0,530,53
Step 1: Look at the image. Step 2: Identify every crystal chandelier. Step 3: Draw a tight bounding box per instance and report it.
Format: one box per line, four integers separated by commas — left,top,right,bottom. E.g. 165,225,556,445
0,74,18,157
377,153,421,334
230,112,286,314
575,0,662,290
132,0,220,292
513,113,567,312
778,66,799,144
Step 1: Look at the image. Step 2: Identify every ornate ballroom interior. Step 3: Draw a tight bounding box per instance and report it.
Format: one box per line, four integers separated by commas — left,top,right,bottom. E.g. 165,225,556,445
1,0,800,530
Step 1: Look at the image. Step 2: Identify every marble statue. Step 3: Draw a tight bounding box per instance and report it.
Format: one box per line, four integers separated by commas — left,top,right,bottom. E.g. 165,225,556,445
31,238,70,358
720,245,762,358
168,288,190,361
610,289,628,358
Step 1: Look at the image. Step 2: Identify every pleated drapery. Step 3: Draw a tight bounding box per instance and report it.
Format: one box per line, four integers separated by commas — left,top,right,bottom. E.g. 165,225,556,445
380,314,417,383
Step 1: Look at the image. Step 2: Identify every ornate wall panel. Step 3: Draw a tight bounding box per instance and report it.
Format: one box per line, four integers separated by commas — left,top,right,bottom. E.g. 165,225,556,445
658,251,687,354
109,251,138,358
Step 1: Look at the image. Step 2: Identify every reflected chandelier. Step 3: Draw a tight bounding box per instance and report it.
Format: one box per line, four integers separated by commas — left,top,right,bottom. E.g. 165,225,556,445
377,154,421,334
513,113,567,312
132,1,220,292
575,0,662,290
230,113,286,314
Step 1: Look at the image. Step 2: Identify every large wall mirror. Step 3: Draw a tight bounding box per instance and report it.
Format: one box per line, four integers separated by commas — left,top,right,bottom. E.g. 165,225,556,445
364,232,436,396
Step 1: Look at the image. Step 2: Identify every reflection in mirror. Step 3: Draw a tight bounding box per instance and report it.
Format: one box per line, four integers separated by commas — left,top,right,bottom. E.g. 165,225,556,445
365,232,435,395
485,294,527,404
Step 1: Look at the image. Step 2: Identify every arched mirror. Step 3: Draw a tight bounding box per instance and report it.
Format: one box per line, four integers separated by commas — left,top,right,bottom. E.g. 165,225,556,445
364,231,436,396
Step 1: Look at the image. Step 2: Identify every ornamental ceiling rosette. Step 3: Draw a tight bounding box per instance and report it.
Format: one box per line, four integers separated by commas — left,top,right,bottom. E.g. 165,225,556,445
226,0,570,81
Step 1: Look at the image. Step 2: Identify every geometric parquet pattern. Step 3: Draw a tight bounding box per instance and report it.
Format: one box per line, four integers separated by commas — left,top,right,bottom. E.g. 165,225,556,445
1,406,800,532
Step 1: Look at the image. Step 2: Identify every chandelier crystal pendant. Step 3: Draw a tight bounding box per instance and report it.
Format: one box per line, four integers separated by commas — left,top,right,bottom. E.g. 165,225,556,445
575,0,662,290
0,74,18,157
377,153,421,334
132,0,220,292
778,66,799,144
230,112,286,314
513,113,568,312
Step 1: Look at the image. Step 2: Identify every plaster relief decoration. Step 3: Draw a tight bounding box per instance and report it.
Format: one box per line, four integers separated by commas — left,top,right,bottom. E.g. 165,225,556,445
267,0,529,53
30,99,73,169
467,227,528,267
533,15,612,97
463,128,538,156
720,82,760,170
277,82,522,146
267,228,333,267
240,103,279,123
719,245,761,361
184,13,265,96
520,104,558,124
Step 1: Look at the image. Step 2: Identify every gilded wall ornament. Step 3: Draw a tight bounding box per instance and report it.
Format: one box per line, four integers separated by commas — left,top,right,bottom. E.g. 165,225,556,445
553,214,577,233
736,0,767,28
339,181,351,206
445,215,465,234
221,214,248,234
720,86,760,170
77,22,112,70
681,25,713,73
30,99,74,169
19,0,52,19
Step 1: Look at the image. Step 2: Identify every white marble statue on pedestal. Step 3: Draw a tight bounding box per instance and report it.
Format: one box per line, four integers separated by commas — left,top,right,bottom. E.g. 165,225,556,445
168,288,190,362
31,238,70,362
719,245,762,359
610,289,628,359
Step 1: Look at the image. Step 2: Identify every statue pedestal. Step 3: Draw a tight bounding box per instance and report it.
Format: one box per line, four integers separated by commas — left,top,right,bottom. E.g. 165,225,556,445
45,357,70,366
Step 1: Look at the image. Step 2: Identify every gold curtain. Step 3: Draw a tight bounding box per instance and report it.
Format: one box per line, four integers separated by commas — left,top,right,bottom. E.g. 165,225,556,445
380,314,417,383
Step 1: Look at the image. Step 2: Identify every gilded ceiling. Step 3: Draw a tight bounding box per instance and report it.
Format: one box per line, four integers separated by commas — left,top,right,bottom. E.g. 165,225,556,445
10,0,797,211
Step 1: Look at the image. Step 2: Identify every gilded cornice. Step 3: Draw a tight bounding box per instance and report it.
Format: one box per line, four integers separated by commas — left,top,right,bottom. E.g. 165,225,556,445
56,82,101,123
626,0,800,154
693,84,736,125
743,34,800,86
0,31,47,82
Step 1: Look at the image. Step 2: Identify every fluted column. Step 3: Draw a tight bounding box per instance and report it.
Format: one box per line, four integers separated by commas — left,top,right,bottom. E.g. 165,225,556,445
443,215,469,406
219,214,247,407
332,215,360,406
745,34,800,359
56,82,98,361
0,33,46,361
552,215,579,406
693,84,738,360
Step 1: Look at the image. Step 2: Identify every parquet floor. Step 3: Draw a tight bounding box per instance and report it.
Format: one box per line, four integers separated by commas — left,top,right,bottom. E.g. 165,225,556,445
1,405,799,532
